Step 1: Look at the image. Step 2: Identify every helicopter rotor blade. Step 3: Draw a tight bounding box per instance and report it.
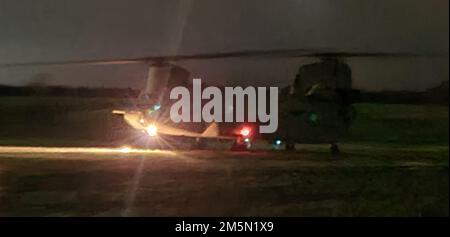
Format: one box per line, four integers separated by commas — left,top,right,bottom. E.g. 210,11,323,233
0,48,446,68
0,59,147,67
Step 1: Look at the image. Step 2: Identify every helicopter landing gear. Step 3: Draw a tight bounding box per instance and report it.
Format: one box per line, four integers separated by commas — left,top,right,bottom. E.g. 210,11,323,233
285,140,296,151
231,136,251,151
330,143,340,156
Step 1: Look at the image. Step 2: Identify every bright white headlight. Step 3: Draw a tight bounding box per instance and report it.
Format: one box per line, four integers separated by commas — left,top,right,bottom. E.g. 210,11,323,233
146,125,158,136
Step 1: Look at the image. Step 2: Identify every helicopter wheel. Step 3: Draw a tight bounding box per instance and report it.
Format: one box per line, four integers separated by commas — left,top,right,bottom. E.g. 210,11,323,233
230,137,251,151
330,143,340,156
231,142,250,151
285,140,296,151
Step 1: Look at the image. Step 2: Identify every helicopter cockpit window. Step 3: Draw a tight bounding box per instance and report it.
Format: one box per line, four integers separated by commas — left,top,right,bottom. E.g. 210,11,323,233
147,103,161,116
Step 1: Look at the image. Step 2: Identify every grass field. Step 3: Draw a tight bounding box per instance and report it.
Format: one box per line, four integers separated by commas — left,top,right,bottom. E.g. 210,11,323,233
0,96,448,216
0,96,448,146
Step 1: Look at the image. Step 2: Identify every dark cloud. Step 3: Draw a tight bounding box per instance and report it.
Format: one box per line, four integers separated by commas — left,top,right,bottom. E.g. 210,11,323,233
0,0,448,91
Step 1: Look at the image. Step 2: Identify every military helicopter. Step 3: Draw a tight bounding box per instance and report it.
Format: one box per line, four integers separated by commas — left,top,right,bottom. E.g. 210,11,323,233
0,49,439,152
272,57,357,153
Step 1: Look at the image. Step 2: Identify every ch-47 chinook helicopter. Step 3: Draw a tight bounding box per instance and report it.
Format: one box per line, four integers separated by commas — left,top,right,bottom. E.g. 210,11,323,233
0,49,441,152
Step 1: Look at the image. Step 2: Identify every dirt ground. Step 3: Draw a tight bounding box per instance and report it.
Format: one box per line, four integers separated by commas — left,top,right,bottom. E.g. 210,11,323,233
0,144,447,217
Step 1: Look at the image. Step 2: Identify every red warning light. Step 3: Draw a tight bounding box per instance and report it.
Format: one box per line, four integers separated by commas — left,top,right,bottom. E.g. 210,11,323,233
240,127,251,137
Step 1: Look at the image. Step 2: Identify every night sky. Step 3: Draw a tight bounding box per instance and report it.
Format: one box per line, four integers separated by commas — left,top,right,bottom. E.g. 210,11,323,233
0,0,448,91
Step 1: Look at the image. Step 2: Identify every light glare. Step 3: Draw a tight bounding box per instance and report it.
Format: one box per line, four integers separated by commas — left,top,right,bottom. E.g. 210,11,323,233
146,125,158,136
119,146,131,153
240,128,251,137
